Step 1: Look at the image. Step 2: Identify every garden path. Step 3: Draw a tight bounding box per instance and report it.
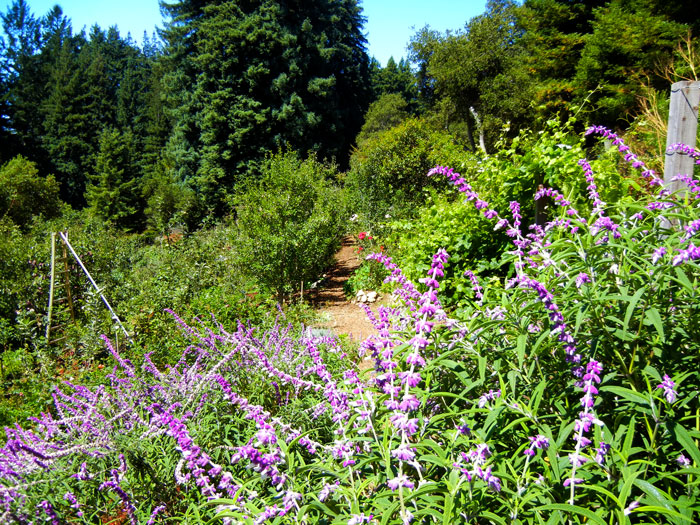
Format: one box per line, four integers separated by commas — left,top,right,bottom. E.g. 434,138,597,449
311,236,381,343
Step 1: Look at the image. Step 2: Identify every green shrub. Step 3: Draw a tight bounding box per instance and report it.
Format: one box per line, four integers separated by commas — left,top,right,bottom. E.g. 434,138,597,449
386,118,629,309
234,150,345,300
355,93,410,148
345,117,470,228
0,156,62,228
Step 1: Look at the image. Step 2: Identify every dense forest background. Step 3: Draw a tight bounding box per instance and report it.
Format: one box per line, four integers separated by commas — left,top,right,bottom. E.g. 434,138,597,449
2,0,698,233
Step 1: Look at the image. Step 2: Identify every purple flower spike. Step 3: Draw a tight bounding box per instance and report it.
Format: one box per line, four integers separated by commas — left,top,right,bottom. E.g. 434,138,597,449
585,126,662,185
652,246,666,264
657,374,677,403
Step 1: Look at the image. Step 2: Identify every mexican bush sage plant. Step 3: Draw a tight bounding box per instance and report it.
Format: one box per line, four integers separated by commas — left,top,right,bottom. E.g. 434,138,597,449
1,127,699,523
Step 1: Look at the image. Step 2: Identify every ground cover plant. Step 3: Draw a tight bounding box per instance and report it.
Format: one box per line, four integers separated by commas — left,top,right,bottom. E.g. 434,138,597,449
1,127,699,523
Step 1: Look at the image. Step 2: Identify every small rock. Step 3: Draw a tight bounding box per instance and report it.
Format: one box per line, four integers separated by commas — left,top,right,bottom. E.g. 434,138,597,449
366,291,378,303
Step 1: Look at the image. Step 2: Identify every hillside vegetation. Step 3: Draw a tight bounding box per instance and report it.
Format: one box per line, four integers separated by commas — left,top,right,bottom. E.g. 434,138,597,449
0,0,699,523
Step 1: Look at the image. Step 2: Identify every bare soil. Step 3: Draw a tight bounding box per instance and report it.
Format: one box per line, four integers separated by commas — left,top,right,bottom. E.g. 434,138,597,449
311,236,381,342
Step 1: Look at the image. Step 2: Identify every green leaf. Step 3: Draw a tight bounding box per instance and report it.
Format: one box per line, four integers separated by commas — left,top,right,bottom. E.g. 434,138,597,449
623,286,646,332
535,504,606,525
643,307,665,341
601,386,650,406
633,506,689,522
668,421,700,466
619,469,642,507
516,333,527,368
443,492,454,524
580,483,621,507
673,267,695,293
633,479,675,511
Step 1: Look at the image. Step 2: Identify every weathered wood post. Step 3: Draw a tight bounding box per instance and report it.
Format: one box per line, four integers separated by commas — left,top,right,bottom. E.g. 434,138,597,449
664,81,700,192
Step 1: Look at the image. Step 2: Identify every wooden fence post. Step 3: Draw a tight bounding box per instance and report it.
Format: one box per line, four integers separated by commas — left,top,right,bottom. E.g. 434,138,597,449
664,81,700,192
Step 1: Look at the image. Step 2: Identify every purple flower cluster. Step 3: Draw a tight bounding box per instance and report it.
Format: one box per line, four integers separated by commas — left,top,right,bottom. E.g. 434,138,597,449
578,159,606,212
585,126,662,185
99,480,137,525
523,435,550,457
672,242,700,266
463,270,484,303
657,374,678,403
567,360,603,501
516,276,580,364
0,309,359,522
452,443,502,492
428,166,513,233
667,143,700,166
535,186,578,217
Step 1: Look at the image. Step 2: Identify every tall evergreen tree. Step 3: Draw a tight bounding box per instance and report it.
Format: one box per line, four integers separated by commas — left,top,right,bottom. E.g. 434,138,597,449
369,56,418,111
574,0,687,126
160,0,371,213
0,0,44,163
86,127,143,230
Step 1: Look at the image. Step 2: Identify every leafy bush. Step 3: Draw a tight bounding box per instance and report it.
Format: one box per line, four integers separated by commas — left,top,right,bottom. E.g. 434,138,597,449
345,117,470,228
355,93,410,148
2,127,699,523
0,156,62,228
387,118,629,309
234,151,345,300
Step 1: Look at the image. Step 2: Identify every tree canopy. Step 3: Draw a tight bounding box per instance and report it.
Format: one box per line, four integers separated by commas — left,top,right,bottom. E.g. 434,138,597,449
0,0,697,228
160,0,371,212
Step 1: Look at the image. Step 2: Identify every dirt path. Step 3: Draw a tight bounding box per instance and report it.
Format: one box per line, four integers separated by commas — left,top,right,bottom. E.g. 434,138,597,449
312,236,380,342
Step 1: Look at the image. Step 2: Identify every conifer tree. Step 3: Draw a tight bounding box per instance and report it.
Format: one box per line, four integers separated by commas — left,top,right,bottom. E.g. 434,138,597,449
160,0,371,213
86,127,143,230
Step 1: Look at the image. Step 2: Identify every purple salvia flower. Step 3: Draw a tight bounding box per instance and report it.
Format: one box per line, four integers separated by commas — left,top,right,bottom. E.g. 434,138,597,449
318,481,339,502
387,474,415,491
147,505,166,525
524,434,550,457
478,389,501,408
575,273,591,289
657,374,677,403
672,242,700,266
390,413,419,435
391,444,416,461
348,513,373,525
652,246,666,264
677,453,691,468
518,276,580,363
464,269,484,302
595,442,611,465
37,500,60,525
624,501,640,516
568,360,604,502
667,143,700,165
99,481,137,525
473,465,502,492
563,477,584,487
578,159,605,212
585,126,662,185
64,492,83,518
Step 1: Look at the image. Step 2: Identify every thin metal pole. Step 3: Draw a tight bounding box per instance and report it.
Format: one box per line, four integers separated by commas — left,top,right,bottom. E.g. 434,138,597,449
58,232,131,342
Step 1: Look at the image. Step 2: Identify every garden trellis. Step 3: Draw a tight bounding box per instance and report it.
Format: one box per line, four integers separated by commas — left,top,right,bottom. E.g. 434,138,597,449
45,232,131,344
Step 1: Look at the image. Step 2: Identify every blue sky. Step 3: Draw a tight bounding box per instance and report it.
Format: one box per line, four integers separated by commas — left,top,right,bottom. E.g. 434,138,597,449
1,1,487,66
